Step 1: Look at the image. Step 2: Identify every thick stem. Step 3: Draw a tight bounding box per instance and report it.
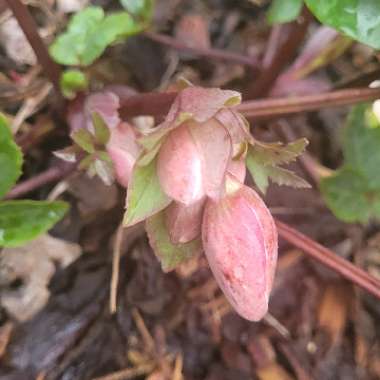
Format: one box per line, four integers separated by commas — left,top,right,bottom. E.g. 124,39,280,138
5,163,75,200
145,31,260,68
276,220,380,299
5,0,61,94
119,87,380,119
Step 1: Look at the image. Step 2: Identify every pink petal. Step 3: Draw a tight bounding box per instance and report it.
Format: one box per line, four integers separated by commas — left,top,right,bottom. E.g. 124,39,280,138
85,91,120,130
166,86,241,125
215,109,251,144
106,122,140,187
188,119,232,199
157,124,204,204
227,158,246,184
165,198,205,244
202,185,278,321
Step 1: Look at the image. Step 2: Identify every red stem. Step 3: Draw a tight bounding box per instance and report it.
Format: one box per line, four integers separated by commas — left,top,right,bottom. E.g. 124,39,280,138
119,87,380,119
144,31,260,69
5,163,75,200
6,0,61,94
276,220,380,299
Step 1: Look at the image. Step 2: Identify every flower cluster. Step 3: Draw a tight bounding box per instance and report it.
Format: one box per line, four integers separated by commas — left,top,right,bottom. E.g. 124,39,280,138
63,85,281,321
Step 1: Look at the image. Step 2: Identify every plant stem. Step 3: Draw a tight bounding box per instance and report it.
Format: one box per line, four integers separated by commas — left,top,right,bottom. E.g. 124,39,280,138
238,87,380,118
144,31,260,68
276,220,380,299
5,0,61,94
119,87,380,119
245,7,312,99
5,163,75,200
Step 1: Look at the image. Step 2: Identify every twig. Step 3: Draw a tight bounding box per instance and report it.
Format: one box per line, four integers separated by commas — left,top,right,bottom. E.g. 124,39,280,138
92,363,155,380
5,0,61,94
119,86,380,119
239,87,380,118
110,224,124,314
145,31,259,69
5,163,75,200
245,7,312,99
276,220,380,299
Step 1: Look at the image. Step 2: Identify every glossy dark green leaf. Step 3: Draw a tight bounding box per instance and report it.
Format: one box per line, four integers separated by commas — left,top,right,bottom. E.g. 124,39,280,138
49,6,143,66
0,200,68,247
0,114,23,199
267,0,303,24
145,210,202,272
305,0,380,49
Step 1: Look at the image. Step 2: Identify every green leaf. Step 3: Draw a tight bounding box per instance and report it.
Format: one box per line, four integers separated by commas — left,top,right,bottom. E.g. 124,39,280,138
92,113,111,145
0,114,23,199
60,69,88,99
0,200,68,247
120,0,154,22
71,128,95,153
246,152,270,194
343,103,380,188
49,6,142,66
267,0,303,24
246,143,310,194
123,157,171,226
305,0,380,49
253,138,308,166
265,166,311,189
320,167,380,223
145,211,202,272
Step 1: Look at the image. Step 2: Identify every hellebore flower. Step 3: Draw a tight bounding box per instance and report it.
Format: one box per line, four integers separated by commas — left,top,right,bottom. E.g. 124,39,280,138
202,180,278,321
106,122,140,188
153,86,249,205
63,91,140,187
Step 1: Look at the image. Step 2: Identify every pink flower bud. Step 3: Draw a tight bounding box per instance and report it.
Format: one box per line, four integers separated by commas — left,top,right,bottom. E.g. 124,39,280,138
202,184,278,321
157,119,232,204
165,198,205,244
106,122,140,188
157,124,204,204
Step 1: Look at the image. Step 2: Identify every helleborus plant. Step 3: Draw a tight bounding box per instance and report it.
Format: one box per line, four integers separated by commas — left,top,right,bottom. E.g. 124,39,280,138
120,84,309,321
57,83,309,321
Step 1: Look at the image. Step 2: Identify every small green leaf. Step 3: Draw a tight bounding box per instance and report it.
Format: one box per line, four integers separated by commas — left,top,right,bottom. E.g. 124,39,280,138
246,152,270,194
93,159,114,185
145,210,202,272
49,6,143,66
305,0,380,49
123,157,171,226
0,200,68,247
253,138,308,166
0,114,23,199
60,69,88,99
267,0,303,25
120,0,154,22
92,113,111,145
71,128,95,153
320,168,380,223
265,166,311,189
246,143,310,194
